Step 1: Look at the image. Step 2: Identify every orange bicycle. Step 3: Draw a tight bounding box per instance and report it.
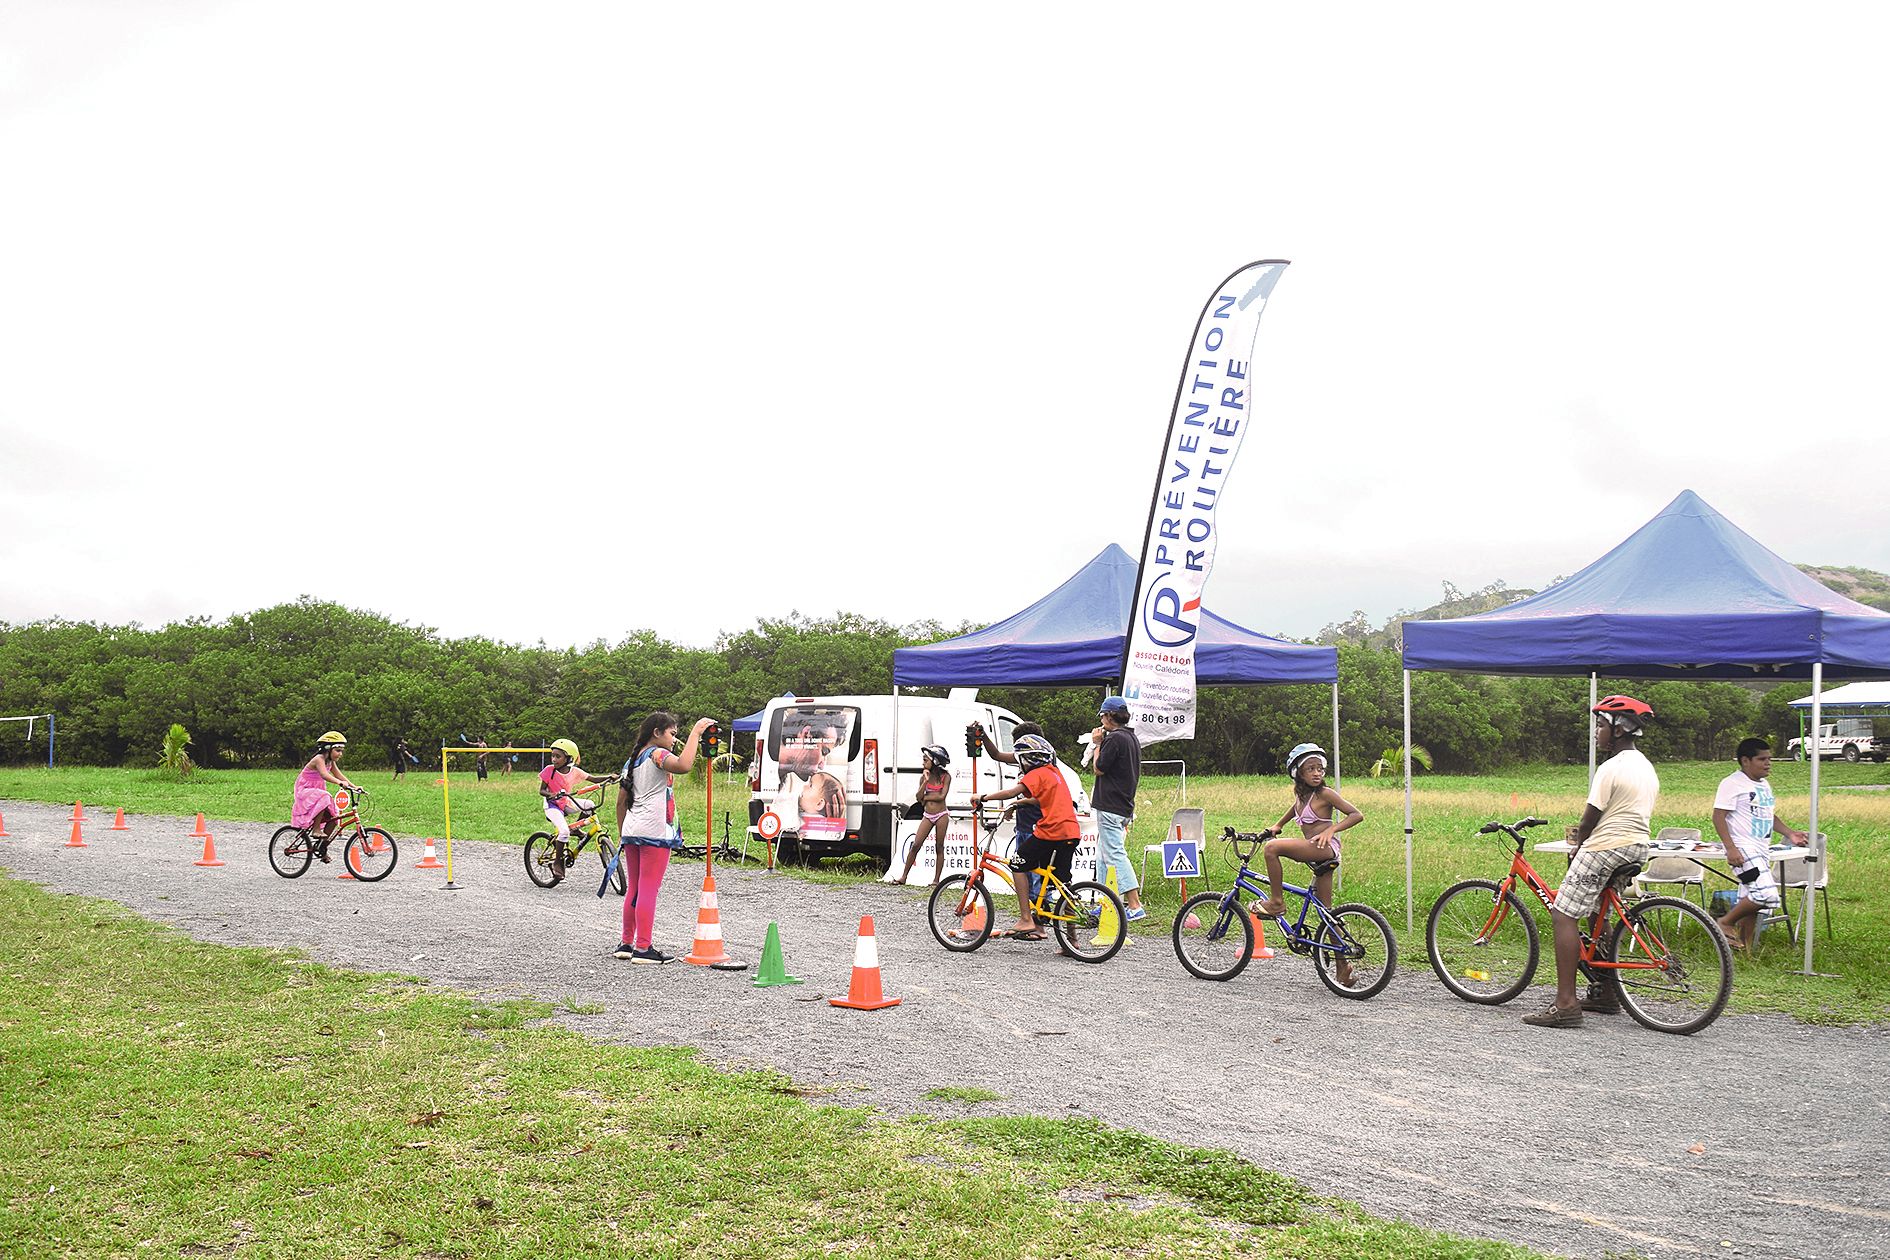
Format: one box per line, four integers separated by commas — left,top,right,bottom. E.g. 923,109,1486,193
924,807,1126,963
1426,816,1733,1035
269,787,397,881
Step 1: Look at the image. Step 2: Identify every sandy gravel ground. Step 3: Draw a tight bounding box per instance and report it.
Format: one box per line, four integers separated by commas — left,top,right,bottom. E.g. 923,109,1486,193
4,800,1886,1259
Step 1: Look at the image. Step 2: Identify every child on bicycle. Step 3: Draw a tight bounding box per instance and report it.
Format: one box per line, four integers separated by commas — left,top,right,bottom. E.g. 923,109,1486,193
1256,742,1361,919
540,739,611,873
971,733,1077,942
292,731,359,857
892,744,954,886
972,720,1049,906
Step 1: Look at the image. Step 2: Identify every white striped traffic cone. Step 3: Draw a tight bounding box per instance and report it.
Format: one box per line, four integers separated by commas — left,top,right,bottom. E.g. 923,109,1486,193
829,914,900,1010
684,871,731,966
413,837,445,870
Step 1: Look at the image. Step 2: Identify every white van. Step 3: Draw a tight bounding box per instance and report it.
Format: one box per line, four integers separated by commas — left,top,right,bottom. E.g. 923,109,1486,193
746,690,1098,882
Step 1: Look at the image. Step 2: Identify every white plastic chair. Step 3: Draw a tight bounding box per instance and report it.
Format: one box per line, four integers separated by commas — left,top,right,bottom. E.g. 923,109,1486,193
1631,829,1707,908
1775,833,1834,943
1141,807,1207,889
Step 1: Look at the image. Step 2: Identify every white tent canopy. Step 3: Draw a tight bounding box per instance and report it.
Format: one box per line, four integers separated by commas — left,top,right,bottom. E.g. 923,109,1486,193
1788,682,1890,708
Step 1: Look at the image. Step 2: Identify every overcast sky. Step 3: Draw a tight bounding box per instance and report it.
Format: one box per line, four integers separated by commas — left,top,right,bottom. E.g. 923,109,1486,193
4,2,1887,649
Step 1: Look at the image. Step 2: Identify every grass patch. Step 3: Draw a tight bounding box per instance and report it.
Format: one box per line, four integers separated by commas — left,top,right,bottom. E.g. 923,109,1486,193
921,1085,1002,1105
0,872,1539,1259
6,757,1886,1022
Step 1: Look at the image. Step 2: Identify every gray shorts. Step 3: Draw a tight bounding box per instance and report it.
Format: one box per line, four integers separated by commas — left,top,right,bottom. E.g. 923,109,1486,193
1555,842,1651,919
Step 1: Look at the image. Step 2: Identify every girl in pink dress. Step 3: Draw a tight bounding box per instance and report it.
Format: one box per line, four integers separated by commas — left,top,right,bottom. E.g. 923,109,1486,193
293,731,359,849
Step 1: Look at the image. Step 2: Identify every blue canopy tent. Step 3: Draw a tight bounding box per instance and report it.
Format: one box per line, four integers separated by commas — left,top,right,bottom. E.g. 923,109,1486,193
1398,489,1890,971
733,693,793,734
893,543,1340,772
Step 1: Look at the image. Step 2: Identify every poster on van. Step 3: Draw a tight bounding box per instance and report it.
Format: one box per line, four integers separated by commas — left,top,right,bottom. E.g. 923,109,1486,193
772,705,857,838
889,813,1100,890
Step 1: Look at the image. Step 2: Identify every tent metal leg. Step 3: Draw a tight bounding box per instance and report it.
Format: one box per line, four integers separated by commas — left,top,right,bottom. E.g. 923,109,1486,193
1403,669,1413,933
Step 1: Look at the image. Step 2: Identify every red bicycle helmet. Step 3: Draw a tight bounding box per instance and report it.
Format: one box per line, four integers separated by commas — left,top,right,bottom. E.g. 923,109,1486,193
1591,694,1653,731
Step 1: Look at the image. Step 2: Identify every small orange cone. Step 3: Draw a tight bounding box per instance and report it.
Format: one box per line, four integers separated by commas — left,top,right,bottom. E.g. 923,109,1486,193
191,812,209,838
110,808,130,832
65,818,88,848
0,810,11,838
413,838,445,870
1249,910,1276,961
684,871,731,965
71,800,84,821
194,833,224,868
336,842,363,881
830,915,901,1010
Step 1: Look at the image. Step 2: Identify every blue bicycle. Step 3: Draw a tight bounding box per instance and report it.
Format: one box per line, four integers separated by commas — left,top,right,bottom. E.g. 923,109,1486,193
1171,826,1396,998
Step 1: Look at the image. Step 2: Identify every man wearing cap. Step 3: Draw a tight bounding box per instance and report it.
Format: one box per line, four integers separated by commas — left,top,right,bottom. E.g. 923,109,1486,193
1525,695,1659,1029
1089,696,1146,920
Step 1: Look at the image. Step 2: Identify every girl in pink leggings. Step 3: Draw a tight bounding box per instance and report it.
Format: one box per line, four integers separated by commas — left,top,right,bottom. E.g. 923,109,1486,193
612,711,716,964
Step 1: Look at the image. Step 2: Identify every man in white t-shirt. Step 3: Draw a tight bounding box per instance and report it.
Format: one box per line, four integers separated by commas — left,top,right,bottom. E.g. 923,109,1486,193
1524,695,1660,1029
1712,737,1807,950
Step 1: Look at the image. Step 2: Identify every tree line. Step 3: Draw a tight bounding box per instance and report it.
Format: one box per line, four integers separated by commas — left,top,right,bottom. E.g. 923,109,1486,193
0,598,1813,774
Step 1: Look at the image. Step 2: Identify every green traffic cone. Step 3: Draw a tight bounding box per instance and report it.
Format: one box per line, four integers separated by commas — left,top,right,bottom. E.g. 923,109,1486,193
753,921,803,988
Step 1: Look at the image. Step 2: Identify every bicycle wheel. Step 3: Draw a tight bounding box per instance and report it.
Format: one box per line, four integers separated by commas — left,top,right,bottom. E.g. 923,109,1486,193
269,826,314,879
927,874,995,952
1608,896,1733,1035
1048,880,1125,964
343,828,398,882
1313,902,1397,1000
524,833,565,888
598,837,626,896
1172,891,1253,981
1426,879,1538,1005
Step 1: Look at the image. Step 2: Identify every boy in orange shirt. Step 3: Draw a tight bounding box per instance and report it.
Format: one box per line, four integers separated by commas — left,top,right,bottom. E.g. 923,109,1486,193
971,733,1079,942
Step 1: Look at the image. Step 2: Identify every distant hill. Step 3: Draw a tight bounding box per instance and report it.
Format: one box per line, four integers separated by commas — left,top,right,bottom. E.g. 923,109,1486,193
1316,564,1890,649
1799,565,1890,613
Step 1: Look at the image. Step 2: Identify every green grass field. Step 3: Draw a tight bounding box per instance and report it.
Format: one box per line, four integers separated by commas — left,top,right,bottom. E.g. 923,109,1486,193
4,757,1886,1022
0,873,1540,1259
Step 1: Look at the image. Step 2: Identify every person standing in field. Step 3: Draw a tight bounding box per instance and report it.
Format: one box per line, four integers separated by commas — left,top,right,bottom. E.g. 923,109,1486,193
1712,737,1807,951
1088,696,1145,920
392,737,416,778
613,712,717,965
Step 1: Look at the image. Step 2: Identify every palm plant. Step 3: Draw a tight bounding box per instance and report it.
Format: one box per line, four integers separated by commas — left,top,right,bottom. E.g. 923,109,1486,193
158,723,195,779
1369,743,1432,779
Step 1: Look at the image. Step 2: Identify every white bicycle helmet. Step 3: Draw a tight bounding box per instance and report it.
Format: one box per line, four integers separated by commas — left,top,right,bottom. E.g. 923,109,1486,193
1285,742,1327,779
1013,733,1056,771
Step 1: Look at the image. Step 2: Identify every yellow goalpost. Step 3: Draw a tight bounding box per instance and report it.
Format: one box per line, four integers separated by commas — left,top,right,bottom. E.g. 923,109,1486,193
439,745,553,890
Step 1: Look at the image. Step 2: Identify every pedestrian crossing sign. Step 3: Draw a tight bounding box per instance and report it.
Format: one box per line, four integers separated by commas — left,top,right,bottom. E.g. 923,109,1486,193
1162,839,1200,879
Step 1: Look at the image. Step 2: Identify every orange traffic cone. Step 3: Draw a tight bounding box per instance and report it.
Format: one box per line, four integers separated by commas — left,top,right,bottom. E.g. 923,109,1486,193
684,871,731,965
336,842,364,881
1249,910,1276,961
110,807,130,831
190,812,209,838
830,915,901,1010
65,818,88,848
71,800,84,821
0,810,10,838
194,833,224,868
413,838,445,870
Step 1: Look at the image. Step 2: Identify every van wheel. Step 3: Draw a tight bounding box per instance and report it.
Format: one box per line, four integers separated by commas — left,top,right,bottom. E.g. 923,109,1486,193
1843,744,1861,763
776,835,804,866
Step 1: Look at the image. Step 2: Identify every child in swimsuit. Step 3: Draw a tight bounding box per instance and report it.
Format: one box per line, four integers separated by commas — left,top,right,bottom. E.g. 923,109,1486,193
1256,742,1362,918
894,745,953,885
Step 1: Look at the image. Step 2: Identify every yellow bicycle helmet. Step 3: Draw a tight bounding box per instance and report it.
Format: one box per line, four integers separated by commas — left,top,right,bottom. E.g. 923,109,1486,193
317,731,348,748
549,738,580,764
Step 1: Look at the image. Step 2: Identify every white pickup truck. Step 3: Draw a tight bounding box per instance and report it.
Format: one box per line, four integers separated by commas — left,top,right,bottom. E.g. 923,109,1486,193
1786,718,1887,763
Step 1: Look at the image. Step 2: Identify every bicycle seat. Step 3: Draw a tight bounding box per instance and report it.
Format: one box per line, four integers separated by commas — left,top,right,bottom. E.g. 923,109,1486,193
1613,863,1643,884
1308,859,1340,876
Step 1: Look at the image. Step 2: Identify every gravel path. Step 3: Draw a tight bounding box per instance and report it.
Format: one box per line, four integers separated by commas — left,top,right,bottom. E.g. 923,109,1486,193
5,800,1886,1259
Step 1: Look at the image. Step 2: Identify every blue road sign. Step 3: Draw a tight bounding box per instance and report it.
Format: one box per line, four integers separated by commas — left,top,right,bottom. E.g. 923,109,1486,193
1162,839,1200,879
